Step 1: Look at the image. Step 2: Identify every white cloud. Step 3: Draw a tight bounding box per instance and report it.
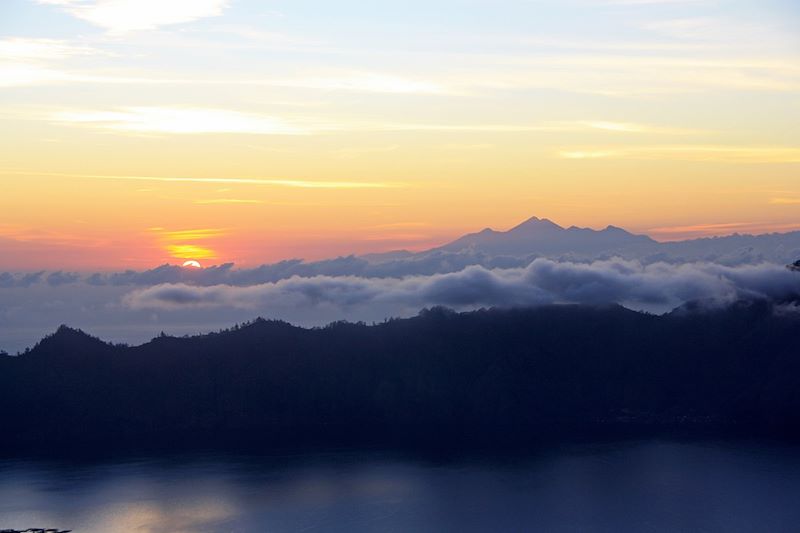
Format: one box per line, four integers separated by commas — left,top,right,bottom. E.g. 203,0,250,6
0,37,106,87
0,64,452,94
270,73,449,95
0,63,71,86
376,120,699,134
0,37,99,60
122,259,800,312
1,170,402,189
578,121,700,135
51,107,312,135
558,145,800,163
0,63,190,87
467,54,800,95
2,48,795,96
557,150,621,160
45,105,700,138
36,0,230,33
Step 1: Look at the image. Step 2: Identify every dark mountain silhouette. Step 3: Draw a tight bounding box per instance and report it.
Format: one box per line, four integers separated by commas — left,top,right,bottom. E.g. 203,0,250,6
2,302,800,450
432,216,656,257
363,216,800,266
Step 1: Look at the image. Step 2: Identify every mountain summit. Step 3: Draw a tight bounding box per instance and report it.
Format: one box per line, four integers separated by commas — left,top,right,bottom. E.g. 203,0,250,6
508,216,564,233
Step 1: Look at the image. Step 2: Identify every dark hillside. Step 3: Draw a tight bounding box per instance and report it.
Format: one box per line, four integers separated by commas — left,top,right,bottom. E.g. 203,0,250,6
2,302,799,450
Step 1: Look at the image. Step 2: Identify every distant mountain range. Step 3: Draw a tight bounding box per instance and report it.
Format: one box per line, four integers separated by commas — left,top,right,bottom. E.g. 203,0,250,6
365,216,800,267
2,301,800,450
2,216,800,290
432,216,656,257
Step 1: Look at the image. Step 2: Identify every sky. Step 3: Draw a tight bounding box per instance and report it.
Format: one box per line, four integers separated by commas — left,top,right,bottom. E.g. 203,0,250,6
1,0,800,270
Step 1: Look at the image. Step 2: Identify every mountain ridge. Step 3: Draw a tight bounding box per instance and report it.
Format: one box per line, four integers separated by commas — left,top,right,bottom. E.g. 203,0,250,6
2,301,800,450
430,216,655,257
364,216,800,265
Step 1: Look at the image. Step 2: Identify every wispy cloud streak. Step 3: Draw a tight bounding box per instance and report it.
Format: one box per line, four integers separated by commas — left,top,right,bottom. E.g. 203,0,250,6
0,171,402,189
558,145,800,163
36,0,230,33
51,107,314,135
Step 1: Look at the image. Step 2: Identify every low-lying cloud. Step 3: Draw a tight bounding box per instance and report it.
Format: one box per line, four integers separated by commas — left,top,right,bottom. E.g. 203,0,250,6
3,258,800,354
124,259,800,312
0,252,530,289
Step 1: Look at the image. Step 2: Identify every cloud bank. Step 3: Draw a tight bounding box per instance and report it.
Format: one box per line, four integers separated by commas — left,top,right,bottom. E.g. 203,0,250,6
123,259,800,312
3,258,800,354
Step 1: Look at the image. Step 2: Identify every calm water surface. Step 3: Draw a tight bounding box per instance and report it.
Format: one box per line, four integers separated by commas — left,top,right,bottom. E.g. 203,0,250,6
1,440,799,532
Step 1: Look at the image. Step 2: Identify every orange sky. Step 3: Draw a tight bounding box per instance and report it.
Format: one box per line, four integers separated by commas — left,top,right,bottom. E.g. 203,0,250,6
2,0,799,269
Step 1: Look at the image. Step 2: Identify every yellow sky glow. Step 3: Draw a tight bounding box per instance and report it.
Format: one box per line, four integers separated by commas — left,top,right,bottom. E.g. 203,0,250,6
2,0,799,269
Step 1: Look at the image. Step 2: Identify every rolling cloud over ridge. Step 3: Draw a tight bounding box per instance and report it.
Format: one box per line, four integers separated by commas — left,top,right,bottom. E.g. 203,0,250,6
3,258,800,354
123,259,800,312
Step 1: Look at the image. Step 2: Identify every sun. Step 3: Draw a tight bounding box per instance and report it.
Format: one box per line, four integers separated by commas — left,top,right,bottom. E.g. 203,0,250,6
182,260,202,268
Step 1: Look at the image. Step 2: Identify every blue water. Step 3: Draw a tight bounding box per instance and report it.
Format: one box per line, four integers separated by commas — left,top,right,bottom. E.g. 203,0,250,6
1,440,799,532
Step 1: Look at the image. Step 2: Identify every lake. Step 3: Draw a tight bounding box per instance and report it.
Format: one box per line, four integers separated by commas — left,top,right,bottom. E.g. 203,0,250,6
1,440,799,532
